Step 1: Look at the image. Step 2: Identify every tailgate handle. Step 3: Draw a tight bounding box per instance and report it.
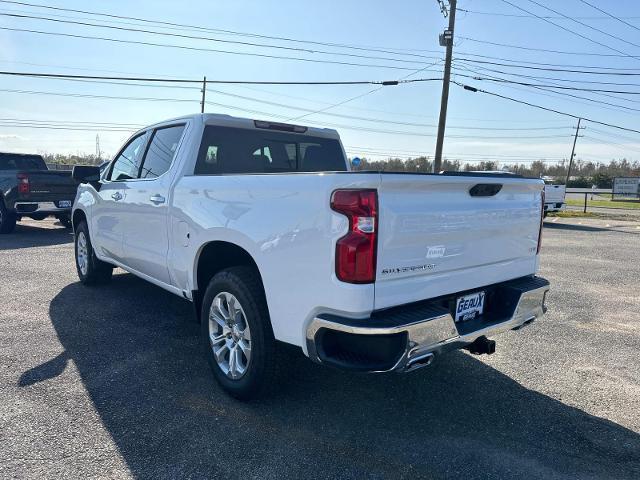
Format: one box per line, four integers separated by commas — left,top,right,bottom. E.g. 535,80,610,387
469,184,502,197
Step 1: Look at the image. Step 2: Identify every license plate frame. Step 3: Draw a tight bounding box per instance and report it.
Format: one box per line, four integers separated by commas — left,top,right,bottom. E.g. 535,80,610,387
57,200,72,208
455,291,485,322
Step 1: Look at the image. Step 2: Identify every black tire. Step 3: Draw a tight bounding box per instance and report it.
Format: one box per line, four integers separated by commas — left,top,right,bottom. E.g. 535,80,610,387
74,221,113,285
58,215,72,228
0,201,16,234
200,266,282,400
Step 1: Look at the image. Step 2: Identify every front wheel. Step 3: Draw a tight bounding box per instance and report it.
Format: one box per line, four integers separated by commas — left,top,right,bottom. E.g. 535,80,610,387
74,221,113,285
201,267,282,400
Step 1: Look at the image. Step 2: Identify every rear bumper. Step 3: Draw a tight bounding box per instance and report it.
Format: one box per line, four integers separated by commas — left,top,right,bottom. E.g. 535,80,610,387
544,202,565,212
306,276,549,372
14,201,71,215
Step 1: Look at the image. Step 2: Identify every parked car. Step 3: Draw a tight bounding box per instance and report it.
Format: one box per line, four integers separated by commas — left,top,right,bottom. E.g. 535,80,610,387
0,153,78,233
543,182,566,215
72,114,549,399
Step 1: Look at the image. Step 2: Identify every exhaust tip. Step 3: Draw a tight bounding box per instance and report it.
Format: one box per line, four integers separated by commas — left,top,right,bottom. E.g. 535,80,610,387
405,352,435,372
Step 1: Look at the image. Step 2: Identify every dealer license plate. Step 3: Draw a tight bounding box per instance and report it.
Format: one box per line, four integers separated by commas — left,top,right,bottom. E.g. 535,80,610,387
58,200,72,208
455,291,485,322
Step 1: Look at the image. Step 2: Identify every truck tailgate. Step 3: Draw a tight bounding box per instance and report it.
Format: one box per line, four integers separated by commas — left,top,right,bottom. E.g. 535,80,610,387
375,174,543,310
19,170,76,201
544,184,566,204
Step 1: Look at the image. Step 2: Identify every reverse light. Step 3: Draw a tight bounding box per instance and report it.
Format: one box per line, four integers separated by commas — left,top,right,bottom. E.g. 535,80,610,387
537,189,544,254
17,173,30,194
330,189,378,284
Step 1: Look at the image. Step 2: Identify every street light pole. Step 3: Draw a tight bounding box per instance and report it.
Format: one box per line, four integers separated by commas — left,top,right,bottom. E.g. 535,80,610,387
434,0,457,173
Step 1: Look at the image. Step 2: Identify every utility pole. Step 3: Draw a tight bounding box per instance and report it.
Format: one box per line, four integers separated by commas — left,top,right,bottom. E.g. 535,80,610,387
200,76,207,113
95,134,101,161
565,118,582,185
433,0,457,173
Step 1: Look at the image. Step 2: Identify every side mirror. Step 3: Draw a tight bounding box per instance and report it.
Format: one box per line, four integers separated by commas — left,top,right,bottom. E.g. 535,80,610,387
72,165,101,183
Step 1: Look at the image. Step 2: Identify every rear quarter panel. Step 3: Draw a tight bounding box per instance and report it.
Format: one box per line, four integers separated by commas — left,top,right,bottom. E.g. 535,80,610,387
170,173,380,349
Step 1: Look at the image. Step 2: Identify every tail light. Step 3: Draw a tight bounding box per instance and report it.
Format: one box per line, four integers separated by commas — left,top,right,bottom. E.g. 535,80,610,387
17,173,30,194
537,189,544,254
330,189,378,283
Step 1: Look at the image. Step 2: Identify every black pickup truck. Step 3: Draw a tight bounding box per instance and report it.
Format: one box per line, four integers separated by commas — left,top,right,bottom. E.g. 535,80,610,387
0,153,78,233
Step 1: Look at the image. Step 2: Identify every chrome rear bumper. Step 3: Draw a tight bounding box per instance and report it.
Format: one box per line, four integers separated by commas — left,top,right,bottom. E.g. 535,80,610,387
14,202,71,214
306,276,549,373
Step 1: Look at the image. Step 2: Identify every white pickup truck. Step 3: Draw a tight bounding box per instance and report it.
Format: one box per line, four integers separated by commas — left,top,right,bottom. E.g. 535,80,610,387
544,182,567,215
72,113,549,399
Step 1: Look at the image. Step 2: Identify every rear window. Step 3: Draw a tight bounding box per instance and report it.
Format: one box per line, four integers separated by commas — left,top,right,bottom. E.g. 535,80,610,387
194,126,346,175
0,154,46,170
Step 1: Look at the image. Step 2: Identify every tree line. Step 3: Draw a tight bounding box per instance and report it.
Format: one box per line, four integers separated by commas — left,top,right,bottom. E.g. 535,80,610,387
42,151,639,188
351,156,639,188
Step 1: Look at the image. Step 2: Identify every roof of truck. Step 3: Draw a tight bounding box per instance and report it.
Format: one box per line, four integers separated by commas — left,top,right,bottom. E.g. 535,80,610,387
143,113,341,139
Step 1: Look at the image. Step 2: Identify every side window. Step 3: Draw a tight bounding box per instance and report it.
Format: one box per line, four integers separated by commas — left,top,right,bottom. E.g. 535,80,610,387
108,133,147,181
139,125,186,179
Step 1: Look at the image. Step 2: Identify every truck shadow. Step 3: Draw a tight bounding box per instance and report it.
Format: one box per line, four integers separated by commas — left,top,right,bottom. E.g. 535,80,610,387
39,274,640,479
1,222,73,249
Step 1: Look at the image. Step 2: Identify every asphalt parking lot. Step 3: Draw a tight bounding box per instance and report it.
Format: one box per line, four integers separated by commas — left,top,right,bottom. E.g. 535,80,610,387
1,217,639,479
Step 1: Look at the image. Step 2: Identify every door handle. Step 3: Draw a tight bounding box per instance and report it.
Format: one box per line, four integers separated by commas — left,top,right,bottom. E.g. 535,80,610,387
111,192,123,201
149,194,166,205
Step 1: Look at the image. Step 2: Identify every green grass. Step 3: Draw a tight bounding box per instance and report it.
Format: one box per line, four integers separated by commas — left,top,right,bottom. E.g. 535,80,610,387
565,198,640,210
547,211,597,218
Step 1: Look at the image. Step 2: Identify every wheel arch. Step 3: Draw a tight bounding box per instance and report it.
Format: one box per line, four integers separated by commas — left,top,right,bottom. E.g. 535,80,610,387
72,208,87,232
192,240,266,322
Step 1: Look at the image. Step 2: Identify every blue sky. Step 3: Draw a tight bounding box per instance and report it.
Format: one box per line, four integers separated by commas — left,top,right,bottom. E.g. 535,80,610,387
0,0,639,166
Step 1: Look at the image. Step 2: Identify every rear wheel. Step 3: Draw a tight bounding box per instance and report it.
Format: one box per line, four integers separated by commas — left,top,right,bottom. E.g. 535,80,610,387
0,201,16,234
75,221,113,285
201,267,282,400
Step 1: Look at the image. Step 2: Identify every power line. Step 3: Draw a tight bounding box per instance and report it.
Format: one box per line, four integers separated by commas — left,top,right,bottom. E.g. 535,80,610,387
457,36,636,58
0,70,431,85
285,60,444,122
586,127,640,144
581,136,640,155
452,74,640,95
0,0,437,60
0,26,426,71
5,1,639,74
576,0,640,33
0,87,196,102
456,57,640,75
0,12,436,67
0,117,144,127
452,61,640,89
498,0,640,61
458,7,640,20
524,0,640,49
205,97,574,139
455,81,640,135
455,51,640,71
453,63,640,115
0,121,135,132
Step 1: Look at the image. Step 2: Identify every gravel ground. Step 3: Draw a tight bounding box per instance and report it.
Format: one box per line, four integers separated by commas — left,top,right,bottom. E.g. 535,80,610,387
1,217,639,479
